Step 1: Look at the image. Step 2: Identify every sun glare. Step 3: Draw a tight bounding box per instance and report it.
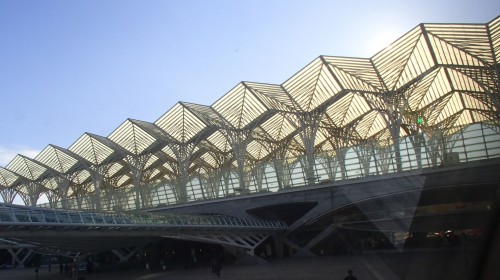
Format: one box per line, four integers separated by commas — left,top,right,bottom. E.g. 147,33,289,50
365,29,400,56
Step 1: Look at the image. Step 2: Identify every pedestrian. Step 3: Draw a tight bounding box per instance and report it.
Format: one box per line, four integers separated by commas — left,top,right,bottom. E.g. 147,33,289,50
34,266,39,280
211,256,217,275
215,255,222,277
69,263,74,279
344,269,358,280
64,262,68,275
34,258,40,280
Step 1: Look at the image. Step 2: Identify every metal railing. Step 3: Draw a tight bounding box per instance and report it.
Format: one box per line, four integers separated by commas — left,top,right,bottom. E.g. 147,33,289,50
0,204,287,229
38,123,500,211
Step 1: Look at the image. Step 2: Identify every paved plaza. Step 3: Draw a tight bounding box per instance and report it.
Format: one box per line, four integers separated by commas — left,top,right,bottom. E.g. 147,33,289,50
0,250,472,280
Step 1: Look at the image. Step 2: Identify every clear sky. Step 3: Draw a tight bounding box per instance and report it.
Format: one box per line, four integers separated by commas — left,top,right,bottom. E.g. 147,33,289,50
0,0,499,166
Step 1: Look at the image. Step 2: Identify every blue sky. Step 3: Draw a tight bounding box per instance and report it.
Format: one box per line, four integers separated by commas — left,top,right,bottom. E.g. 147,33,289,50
1,0,499,166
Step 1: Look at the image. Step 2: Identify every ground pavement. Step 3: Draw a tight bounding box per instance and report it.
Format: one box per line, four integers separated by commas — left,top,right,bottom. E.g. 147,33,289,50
0,250,470,280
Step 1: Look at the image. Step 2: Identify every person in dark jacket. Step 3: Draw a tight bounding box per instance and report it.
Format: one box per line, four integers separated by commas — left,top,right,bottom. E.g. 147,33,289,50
344,269,358,280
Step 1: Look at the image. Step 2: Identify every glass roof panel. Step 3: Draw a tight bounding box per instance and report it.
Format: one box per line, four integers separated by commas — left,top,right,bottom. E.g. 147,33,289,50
160,145,176,161
160,162,175,175
116,174,132,188
425,24,493,65
155,103,207,144
69,133,116,165
206,131,231,153
72,169,91,185
283,57,342,112
323,56,383,92
489,17,500,63
357,111,388,139
144,154,161,170
129,119,173,142
454,110,474,127
318,137,334,151
6,155,49,181
448,68,485,92
314,128,327,147
109,119,159,155
148,168,162,181
324,93,354,127
424,94,450,126
43,177,59,191
181,102,225,127
244,82,298,112
415,68,453,110
0,167,20,187
428,33,483,67
408,68,445,111
461,93,491,111
258,113,297,142
324,92,371,128
436,92,464,123
246,140,270,161
395,34,435,88
198,152,218,170
35,145,80,174
105,161,127,179
343,94,371,125
212,83,268,129
372,26,423,90
471,111,495,123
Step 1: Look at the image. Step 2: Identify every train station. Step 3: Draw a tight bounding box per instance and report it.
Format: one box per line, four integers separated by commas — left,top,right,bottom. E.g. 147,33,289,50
1,16,500,279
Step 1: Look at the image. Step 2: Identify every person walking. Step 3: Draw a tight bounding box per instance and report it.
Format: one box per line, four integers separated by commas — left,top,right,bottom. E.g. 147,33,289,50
211,256,217,275
344,269,358,280
34,257,41,280
215,255,222,277
34,266,39,280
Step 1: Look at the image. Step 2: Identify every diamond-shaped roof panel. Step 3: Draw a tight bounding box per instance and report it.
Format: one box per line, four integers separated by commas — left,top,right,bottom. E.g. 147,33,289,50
489,17,500,63
212,83,268,130
322,56,383,92
425,23,493,66
257,113,297,142
283,57,343,112
35,145,83,174
0,167,21,187
109,119,162,156
155,103,208,144
181,102,225,128
372,26,433,90
6,155,50,181
324,92,372,128
244,82,298,113
69,133,121,166
72,169,91,185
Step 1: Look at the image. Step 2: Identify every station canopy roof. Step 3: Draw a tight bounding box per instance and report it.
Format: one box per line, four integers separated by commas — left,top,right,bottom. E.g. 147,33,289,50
1,17,499,201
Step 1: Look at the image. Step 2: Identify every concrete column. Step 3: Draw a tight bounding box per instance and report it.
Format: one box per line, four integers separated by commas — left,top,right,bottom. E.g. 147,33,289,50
7,248,33,267
222,245,268,265
304,224,336,251
273,234,284,258
282,238,316,257
111,248,137,263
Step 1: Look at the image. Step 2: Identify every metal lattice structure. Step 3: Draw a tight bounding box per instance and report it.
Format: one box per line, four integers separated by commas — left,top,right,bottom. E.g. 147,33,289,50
1,17,500,211
0,203,286,255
